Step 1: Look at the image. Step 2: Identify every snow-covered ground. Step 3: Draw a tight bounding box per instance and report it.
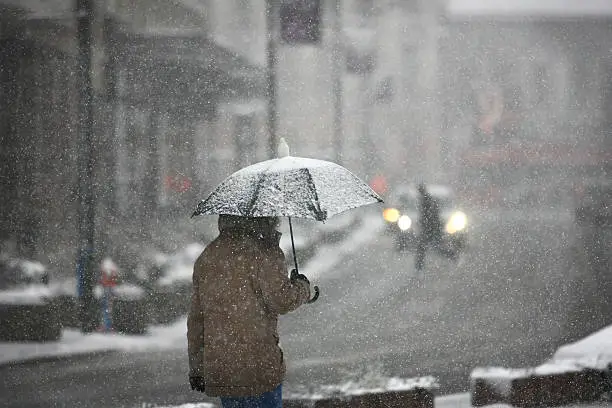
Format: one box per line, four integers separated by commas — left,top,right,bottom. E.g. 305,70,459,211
553,324,612,364
0,317,188,365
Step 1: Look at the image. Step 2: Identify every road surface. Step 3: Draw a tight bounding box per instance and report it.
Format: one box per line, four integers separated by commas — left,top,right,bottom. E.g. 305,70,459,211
0,208,605,408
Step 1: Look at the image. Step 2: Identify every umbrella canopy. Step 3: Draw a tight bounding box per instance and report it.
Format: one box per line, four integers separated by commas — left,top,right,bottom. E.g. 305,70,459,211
192,156,382,220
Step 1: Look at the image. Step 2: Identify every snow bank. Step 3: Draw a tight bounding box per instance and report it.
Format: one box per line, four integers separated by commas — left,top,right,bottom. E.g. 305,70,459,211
0,285,53,305
14,259,46,278
0,318,187,365
553,324,612,364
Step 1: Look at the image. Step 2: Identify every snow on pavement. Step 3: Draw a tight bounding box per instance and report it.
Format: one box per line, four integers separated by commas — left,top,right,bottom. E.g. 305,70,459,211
0,317,188,365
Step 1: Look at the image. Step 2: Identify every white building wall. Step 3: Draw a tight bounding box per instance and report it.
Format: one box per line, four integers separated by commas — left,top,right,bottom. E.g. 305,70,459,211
205,0,442,182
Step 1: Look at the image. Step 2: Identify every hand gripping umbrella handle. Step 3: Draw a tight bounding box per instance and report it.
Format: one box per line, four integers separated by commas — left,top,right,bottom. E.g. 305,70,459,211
307,285,320,304
288,217,319,304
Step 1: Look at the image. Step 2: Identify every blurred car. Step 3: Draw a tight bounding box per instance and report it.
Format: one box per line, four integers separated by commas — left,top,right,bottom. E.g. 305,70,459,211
382,184,469,258
0,258,62,342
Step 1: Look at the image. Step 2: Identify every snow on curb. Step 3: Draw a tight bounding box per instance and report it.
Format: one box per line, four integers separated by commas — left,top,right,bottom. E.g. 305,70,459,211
0,317,188,366
553,324,612,364
470,324,612,407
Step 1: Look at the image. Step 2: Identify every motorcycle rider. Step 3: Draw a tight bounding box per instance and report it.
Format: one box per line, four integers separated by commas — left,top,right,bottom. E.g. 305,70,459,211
415,183,443,274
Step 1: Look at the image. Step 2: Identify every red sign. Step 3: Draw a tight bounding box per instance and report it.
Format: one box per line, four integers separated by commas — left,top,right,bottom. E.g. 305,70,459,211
165,174,192,193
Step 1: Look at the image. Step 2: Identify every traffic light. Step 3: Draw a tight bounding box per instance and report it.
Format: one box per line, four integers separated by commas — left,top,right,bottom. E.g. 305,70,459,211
280,0,321,45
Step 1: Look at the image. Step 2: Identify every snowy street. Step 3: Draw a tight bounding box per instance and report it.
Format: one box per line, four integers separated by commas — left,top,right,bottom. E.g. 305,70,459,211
2,0,612,407
1,208,607,407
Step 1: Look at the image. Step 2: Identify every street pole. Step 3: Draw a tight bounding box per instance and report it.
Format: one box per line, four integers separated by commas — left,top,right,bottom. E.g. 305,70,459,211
266,0,278,159
76,0,98,333
418,0,441,181
332,0,343,164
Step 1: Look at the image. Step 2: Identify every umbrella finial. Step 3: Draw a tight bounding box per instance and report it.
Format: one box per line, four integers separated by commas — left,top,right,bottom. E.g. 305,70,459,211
278,137,290,158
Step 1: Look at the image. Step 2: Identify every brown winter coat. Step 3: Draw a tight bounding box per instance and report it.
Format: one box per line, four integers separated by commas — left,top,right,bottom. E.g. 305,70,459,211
187,221,310,397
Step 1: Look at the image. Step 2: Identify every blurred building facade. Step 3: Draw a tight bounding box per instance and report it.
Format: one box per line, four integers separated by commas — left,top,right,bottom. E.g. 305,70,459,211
0,0,265,275
1,0,611,275
0,0,444,275
440,0,612,206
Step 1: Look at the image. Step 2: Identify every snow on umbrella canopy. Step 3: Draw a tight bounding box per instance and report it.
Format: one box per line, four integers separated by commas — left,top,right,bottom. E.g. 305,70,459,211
192,140,383,304
192,156,382,220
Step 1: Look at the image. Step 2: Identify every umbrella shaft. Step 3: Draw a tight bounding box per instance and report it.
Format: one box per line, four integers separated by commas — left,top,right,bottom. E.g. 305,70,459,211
288,217,299,273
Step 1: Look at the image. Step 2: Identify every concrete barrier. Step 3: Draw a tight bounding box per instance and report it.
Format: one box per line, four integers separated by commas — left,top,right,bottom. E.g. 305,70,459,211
471,365,610,407
470,377,506,407
0,303,62,342
284,376,438,408
285,388,434,407
509,369,608,407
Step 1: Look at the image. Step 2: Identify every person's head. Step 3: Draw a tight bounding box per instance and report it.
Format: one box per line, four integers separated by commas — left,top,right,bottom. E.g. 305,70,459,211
218,215,280,237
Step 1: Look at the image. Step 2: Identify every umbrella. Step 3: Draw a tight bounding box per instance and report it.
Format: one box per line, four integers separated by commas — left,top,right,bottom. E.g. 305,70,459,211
192,138,383,302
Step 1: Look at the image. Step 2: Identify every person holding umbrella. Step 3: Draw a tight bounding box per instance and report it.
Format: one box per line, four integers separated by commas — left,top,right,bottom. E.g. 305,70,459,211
189,138,382,406
187,214,311,408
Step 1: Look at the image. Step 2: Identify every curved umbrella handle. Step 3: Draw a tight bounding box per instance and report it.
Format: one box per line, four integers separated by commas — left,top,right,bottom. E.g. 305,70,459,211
307,285,320,304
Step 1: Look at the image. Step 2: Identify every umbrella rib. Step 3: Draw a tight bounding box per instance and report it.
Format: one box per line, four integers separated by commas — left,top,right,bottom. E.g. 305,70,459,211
245,174,266,217
302,168,326,221
244,160,277,217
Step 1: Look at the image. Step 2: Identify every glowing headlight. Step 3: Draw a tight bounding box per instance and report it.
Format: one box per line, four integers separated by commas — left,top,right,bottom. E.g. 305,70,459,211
397,215,412,231
446,211,467,234
383,208,400,223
